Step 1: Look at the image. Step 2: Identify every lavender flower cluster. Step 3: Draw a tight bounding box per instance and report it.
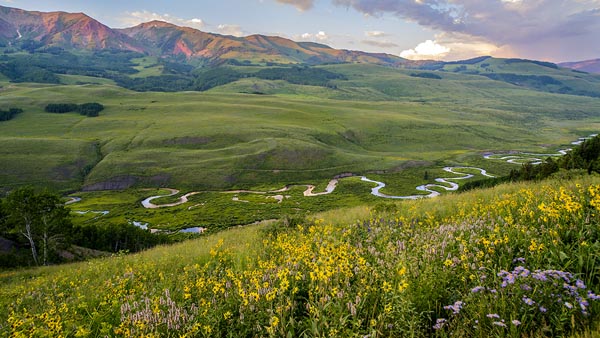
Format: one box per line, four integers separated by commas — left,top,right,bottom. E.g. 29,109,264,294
495,264,598,316
434,260,599,331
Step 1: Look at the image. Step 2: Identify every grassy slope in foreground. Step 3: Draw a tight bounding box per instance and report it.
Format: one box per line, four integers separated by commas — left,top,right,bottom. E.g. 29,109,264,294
1,63,600,192
2,174,600,337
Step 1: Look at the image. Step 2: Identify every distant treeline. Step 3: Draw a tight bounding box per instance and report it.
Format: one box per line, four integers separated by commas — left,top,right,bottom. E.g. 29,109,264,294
0,107,23,121
460,135,600,192
45,102,104,117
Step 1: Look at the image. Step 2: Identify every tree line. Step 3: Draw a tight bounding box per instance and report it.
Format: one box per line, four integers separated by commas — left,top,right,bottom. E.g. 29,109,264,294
0,188,172,268
45,102,104,117
0,107,23,122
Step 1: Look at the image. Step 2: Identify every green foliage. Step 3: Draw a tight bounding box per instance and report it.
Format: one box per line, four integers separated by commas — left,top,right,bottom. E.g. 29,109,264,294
410,72,442,80
1,187,73,266
45,102,104,117
254,66,347,86
0,108,22,122
71,223,171,253
44,103,78,114
194,67,243,91
561,136,600,173
76,102,104,117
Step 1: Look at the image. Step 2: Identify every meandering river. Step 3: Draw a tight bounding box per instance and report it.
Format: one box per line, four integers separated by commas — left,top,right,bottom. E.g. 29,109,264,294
65,134,597,208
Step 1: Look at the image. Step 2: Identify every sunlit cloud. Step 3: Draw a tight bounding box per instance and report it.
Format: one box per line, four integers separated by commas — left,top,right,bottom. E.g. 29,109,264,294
275,0,314,11
362,40,398,48
217,24,244,37
365,30,387,37
400,39,450,60
119,10,205,29
299,31,329,42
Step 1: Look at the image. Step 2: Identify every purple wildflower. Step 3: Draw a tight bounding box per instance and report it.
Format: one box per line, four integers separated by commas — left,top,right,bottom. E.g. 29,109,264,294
444,301,464,315
513,257,526,264
433,318,447,330
539,306,547,313
522,296,535,306
520,284,532,291
565,302,573,309
511,320,521,326
487,313,500,319
493,321,507,327
471,286,485,293
576,279,586,289
587,291,600,301
532,271,548,282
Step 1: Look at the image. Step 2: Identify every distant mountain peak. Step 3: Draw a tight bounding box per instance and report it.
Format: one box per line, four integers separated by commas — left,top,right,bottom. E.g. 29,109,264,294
0,4,405,66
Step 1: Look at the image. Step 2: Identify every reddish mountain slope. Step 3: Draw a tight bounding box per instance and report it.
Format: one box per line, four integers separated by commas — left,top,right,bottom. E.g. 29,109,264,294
0,4,404,66
0,5,143,51
560,59,600,74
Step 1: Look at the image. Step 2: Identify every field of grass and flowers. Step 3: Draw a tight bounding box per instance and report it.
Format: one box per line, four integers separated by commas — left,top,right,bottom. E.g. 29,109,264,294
1,174,600,337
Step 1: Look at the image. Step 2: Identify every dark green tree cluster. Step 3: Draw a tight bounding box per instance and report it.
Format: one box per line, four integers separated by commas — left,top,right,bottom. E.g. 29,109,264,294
410,72,442,80
0,188,73,267
45,103,104,117
0,107,23,121
44,103,79,114
561,136,600,174
0,188,173,269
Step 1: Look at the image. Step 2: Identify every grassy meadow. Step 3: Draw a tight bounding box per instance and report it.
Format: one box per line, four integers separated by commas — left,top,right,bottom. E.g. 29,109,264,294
2,175,600,337
2,62,600,231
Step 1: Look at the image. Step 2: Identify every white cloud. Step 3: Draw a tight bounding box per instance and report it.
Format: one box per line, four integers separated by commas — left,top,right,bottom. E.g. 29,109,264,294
365,30,387,37
299,31,329,42
120,10,205,29
400,39,450,60
275,0,314,11
217,24,244,37
316,31,328,41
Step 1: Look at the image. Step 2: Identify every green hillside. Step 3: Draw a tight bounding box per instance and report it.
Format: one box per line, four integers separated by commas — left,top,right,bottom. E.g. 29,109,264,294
2,176,599,337
1,63,599,194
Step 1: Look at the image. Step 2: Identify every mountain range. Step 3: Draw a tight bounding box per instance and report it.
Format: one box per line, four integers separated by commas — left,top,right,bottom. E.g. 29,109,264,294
0,5,404,66
559,59,600,74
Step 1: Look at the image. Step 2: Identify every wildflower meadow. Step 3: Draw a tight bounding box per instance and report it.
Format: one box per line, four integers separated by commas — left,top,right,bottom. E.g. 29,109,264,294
1,175,600,337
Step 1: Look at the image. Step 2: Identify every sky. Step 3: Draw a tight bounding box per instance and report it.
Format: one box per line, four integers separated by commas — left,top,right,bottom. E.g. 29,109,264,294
1,0,599,62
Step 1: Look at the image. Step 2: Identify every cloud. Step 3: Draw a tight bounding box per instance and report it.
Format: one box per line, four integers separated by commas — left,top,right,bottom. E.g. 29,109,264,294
299,31,329,41
275,0,315,11
120,10,205,29
217,24,244,37
362,40,398,48
365,30,387,37
400,40,450,60
278,0,600,61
